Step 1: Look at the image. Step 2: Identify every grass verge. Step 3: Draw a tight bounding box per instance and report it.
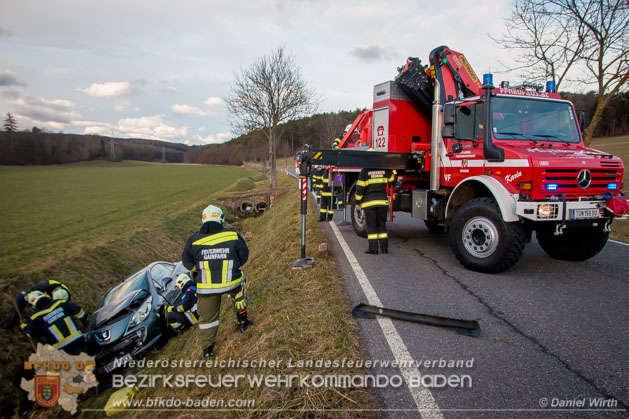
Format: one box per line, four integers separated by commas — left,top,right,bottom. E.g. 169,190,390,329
12,167,377,416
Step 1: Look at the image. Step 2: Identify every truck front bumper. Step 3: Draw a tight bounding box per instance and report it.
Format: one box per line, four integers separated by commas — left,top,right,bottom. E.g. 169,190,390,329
516,199,610,222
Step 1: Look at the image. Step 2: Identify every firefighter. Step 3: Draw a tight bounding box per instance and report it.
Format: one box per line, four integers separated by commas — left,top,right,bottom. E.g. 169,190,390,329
332,124,352,149
3,280,71,329
182,205,252,358
165,273,199,331
319,166,334,221
311,165,324,205
355,168,396,254
21,290,87,355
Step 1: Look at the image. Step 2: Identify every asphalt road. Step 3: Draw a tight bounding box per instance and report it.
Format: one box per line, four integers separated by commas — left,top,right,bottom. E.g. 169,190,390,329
316,207,628,418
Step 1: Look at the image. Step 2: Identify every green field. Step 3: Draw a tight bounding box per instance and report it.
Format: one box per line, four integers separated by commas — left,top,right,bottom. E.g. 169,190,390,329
0,161,377,415
0,161,253,273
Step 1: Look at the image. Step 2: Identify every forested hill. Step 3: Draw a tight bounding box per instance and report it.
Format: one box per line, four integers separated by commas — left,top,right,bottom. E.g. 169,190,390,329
1,90,627,166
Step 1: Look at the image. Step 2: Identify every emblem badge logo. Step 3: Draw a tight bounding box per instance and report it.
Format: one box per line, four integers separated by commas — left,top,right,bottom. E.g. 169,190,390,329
35,375,60,408
577,169,591,189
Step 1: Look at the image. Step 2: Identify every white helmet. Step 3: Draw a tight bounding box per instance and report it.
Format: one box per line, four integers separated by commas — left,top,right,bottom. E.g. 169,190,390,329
27,290,46,307
175,273,191,290
52,287,70,301
202,205,224,224
344,124,352,132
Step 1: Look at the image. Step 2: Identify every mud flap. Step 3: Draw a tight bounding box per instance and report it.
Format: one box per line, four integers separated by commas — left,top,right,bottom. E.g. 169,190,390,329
351,303,480,337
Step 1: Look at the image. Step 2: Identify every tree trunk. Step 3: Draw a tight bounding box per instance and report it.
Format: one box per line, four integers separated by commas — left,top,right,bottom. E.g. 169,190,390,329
268,129,277,191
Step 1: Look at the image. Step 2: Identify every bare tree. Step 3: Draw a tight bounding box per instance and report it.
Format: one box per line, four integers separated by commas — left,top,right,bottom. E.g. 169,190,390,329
3,112,17,132
493,0,628,144
226,47,318,190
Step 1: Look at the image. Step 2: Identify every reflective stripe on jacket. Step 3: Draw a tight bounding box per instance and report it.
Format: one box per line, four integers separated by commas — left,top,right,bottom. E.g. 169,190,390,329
182,222,249,295
24,299,85,348
355,168,395,208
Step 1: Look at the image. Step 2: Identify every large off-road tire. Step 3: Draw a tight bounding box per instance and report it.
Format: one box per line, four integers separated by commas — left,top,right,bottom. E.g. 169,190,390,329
424,220,445,234
350,188,367,238
536,224,609,261
449,197,526,273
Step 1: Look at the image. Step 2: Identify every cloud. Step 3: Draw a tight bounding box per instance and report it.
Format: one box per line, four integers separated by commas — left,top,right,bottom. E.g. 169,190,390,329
0,69,27,87
77,81,133,98
204,97,224,108
171,104,209,116
349,42,392,62
117,114,188,141
191,132,232,145
166,86,178,94
0,27,12,37
6,96,80,124
114,100,130,111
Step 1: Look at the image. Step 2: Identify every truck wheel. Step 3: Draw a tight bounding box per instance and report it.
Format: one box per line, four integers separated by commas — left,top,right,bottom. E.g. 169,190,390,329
536,224,609,261
424,220,445,234
350,189,368,238
449,197,525,273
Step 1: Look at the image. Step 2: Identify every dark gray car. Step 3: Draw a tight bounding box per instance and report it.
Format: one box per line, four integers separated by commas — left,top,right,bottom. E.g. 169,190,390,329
89,261,190,373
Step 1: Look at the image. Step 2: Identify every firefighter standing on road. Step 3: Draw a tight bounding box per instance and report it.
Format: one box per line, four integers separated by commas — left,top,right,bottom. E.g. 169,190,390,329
165,273,199,331
355,168,395,254
182,205,252,358
319,166,334,221
21,290,88,355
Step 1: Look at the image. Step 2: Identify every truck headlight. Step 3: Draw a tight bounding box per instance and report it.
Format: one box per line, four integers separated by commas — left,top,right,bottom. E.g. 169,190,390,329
129,295,152,328
537,204,558,219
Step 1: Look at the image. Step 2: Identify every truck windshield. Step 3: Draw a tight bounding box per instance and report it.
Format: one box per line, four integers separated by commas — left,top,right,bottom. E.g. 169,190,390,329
492,97,580,143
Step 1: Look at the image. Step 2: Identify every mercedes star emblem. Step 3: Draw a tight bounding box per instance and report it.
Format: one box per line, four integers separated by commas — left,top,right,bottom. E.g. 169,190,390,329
577,169,592,189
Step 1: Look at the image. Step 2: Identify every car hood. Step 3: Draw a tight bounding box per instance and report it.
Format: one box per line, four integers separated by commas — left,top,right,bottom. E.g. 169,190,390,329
90,289,148,329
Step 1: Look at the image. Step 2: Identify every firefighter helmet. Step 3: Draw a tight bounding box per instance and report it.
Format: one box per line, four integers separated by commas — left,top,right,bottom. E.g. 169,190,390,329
52,287,69,301
26,291,46,307
202,205,224,224
175,273,191,290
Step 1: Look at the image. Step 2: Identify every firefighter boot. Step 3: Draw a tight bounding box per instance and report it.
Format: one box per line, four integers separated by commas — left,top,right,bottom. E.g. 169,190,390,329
203,344,215,358
236,310,253,332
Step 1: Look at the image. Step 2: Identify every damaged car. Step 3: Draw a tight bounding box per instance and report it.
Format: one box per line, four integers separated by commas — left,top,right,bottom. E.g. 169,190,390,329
88,261,190,373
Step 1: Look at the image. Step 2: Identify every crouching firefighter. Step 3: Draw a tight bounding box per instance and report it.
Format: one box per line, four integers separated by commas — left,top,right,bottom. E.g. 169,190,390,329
3,280,71,329
182,205,253,358
165,273,199,331
355,168,396,254
21,290,88,355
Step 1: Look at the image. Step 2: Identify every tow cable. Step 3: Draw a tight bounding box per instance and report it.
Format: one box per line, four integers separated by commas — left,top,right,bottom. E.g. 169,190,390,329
352,303,481,337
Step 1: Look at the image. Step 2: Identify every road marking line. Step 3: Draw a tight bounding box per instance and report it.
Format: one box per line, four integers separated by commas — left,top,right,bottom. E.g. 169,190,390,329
609,239,629,247
330,221,444,419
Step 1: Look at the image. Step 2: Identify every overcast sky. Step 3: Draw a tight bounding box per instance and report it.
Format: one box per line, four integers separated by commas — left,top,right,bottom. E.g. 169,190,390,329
1,0,519,145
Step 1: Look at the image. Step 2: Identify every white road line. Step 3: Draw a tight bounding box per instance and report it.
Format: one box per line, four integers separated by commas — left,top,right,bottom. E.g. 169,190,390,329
330,221,444,419
609,239,629,247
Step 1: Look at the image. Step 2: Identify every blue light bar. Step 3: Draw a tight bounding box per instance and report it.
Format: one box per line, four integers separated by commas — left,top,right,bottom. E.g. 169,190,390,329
608,183,618,190
483,73,493,86
546,183,559,191
546,80,556,93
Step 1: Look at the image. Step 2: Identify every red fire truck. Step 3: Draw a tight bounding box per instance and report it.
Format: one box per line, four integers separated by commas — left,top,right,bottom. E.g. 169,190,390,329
304,45,628,273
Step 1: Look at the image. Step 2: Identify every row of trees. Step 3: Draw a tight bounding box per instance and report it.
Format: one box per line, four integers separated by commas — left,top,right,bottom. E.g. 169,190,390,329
0,132,186,165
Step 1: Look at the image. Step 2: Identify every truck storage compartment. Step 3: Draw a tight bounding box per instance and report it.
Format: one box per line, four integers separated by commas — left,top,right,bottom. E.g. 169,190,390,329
395,57,433,115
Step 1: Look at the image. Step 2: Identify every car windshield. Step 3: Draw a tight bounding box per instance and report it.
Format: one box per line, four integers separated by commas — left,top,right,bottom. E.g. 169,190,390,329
97,271,149,309
492,97,580,143
149,263,175,289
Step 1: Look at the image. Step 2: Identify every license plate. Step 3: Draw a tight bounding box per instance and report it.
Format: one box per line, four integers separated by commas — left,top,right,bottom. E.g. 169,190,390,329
571,208,600,219
104,354,133,373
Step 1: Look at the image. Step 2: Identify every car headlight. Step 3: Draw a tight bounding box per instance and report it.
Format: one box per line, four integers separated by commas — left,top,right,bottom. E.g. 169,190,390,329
128,295,152,328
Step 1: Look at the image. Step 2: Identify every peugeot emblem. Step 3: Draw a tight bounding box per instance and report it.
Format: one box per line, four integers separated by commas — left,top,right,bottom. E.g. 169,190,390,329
577,169,591,189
